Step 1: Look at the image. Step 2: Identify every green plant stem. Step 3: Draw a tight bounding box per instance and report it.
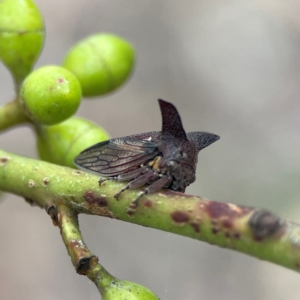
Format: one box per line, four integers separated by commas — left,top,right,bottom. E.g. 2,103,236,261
0,100,30,132
57,204,118,292
0,148,300,273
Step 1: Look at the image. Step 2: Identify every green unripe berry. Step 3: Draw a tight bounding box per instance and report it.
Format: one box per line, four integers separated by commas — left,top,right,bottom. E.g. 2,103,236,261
20,66,82,125
101,279,160,300
63,33,135,97
37,117,109,168
91,264,159,300
0,0,45,90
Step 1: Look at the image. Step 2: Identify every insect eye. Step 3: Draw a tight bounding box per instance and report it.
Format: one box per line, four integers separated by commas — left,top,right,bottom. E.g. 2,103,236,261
166,160,177,169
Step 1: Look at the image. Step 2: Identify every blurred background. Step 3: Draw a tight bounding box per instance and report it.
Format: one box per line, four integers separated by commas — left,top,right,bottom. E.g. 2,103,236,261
1,0,300,299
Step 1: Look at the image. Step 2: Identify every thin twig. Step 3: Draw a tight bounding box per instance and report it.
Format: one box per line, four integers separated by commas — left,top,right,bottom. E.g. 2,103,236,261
0,99,30,132
55,204,114,292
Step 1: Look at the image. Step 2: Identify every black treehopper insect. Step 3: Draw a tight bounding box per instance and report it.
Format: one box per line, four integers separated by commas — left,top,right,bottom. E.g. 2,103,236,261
74,99,219,209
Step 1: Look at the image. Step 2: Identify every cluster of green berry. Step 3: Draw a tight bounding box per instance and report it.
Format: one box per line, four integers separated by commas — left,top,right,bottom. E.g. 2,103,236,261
0,2,160,298
0,0,134,169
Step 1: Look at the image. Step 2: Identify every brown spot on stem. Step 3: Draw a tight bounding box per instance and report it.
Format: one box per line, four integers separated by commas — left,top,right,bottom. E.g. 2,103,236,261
225,232,231,238
206,202,232,218
98,199,108,207
0,156,10,165
84,191,94,201
127,208,136,216
171,211,189,224
144,200,153,208
222,219,233,229
76,256,95,275
126,202,139,216
205,201,252,219
212,228,219,234
249,210,281,240
84,191,108,207
233,233,241,239
28,179,35,188
46,205,58,226
83,191,114,218
43,177,50,186
190,222,200,233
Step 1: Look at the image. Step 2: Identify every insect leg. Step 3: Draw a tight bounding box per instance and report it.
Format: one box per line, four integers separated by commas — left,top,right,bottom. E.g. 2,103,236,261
114,169,158,200
99,167,146,186
130,175,173,209
99,178,111,185
117,167,146,180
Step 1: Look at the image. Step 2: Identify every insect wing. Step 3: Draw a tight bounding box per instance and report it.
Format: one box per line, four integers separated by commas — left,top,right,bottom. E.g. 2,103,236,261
74,136,159,176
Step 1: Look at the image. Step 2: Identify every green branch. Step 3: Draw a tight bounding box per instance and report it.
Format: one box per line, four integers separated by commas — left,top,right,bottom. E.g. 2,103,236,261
0,100,30,131
56,204,159,299
1,148,300,274
56,204,115,291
